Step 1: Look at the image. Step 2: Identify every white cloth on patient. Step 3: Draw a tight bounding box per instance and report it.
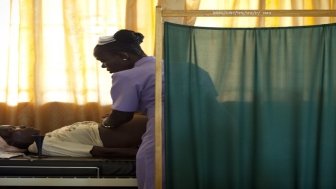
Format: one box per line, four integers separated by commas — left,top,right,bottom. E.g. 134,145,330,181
0,137,25,158
28,121,103,157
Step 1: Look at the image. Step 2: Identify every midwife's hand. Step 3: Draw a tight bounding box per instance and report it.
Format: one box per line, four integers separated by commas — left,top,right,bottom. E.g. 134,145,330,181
102,113,110,119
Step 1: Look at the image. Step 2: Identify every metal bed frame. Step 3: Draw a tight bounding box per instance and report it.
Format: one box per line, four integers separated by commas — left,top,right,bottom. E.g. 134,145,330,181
0,156,137,187
0,178,137,187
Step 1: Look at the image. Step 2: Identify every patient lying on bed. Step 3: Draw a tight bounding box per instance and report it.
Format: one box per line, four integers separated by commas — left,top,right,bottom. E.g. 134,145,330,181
0,114,146,158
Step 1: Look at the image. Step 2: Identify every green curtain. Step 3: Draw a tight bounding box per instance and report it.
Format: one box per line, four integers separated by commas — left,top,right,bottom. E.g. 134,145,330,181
164,22,336,189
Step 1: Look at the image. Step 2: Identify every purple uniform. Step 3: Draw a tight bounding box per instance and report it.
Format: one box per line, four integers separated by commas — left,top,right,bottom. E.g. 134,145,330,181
111,56,161,189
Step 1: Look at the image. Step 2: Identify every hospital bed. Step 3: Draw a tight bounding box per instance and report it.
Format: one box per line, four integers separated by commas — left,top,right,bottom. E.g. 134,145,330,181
0,155,137,187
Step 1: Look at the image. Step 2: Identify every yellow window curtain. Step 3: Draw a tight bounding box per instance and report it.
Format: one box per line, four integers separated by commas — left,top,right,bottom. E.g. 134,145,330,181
0,0,155,133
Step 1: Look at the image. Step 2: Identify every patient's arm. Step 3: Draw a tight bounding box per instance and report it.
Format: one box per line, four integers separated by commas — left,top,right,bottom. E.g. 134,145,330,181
90,146,138,158
0,136,26,152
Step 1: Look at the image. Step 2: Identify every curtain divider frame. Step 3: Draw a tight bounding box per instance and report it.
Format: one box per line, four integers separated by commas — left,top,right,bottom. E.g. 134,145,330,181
161,9,336,17
154,6,336,189
155,5,164,189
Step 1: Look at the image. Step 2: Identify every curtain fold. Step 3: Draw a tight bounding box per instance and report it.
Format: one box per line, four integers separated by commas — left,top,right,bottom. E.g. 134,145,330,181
164,22,336,189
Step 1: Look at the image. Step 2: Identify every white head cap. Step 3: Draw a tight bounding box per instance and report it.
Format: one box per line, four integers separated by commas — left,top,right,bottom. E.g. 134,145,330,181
97,35,116,45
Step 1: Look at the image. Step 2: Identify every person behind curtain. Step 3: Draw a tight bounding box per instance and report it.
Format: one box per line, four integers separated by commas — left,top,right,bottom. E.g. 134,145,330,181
93,29,162,189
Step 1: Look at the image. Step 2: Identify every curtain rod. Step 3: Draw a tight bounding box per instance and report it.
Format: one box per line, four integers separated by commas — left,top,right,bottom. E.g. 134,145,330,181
161,9,336,17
